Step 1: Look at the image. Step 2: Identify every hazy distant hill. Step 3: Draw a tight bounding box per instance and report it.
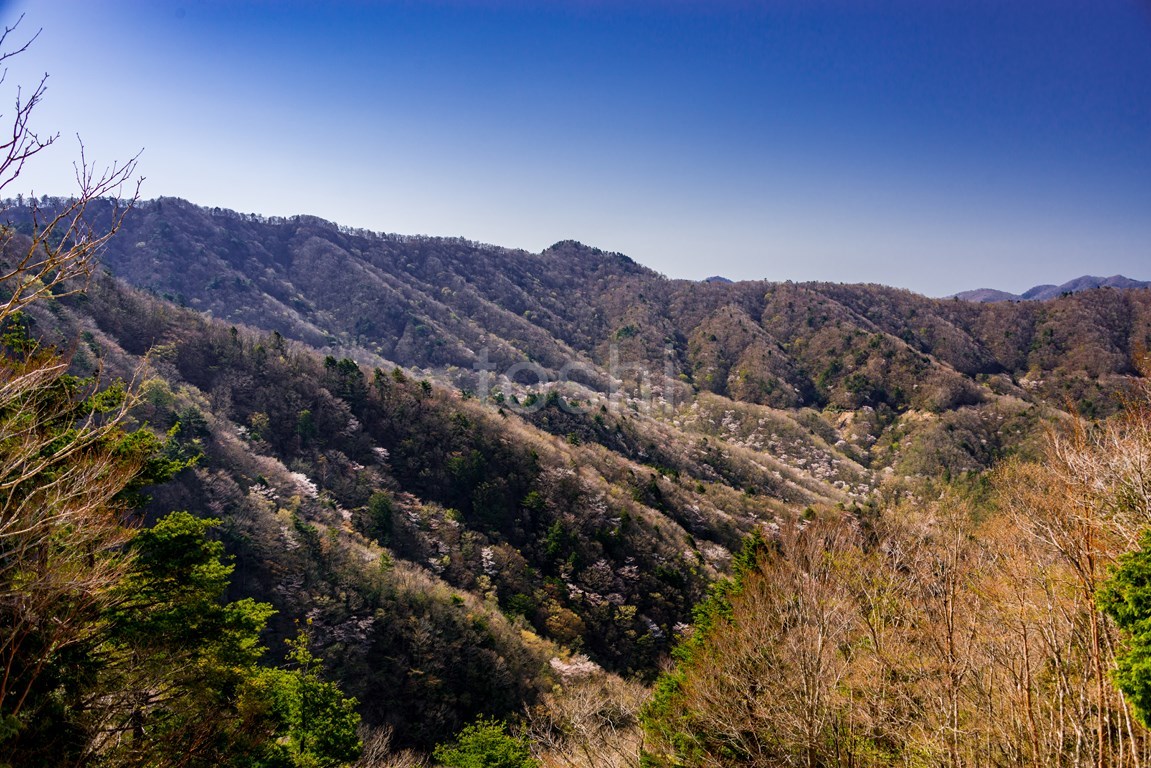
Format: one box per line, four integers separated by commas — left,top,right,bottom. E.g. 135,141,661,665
956,274,1151,302
952,287,1020,303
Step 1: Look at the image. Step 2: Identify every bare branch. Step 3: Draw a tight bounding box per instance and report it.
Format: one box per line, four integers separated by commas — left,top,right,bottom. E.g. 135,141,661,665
0,19,147,735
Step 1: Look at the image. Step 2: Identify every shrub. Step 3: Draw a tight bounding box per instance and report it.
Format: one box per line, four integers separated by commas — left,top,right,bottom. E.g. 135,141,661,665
432,717,538,768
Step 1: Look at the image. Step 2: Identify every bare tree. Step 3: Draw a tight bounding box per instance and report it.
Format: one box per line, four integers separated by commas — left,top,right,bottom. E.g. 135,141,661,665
0,13,143,743
525,668,648,768
645,438,1151,768
354,725,428,768
0,14,141,327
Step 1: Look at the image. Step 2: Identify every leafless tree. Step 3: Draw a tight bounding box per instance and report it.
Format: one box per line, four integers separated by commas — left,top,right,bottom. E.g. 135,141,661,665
0,13,143,732
525,670,648,768
0,14,141,326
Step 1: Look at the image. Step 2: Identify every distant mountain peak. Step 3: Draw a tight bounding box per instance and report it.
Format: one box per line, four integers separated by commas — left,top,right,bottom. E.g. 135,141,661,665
1019,284,1059,301
954,274,1150,302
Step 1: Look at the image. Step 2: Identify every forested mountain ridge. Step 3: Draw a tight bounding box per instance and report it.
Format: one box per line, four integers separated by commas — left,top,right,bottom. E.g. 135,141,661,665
12,197,1151,417
21,196,1151,488
8,195,1151,765
14,197,1151,572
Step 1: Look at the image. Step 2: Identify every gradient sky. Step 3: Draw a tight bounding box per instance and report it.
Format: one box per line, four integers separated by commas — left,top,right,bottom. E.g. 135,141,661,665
1,0,1149,296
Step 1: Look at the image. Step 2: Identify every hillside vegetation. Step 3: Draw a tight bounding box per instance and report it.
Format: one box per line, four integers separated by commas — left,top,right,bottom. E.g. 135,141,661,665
21,198,1147,416
6,195,1151,767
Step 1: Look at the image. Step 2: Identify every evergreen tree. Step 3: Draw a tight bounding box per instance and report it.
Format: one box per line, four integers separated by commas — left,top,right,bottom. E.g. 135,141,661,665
94,512,361,767
433,717,538,768
1099,532,1151,728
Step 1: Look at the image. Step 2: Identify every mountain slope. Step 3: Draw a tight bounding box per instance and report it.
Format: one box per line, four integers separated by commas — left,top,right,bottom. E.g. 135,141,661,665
11,196,1151,753
21,196,1151,484
19,198,1148,414
26,272,823,746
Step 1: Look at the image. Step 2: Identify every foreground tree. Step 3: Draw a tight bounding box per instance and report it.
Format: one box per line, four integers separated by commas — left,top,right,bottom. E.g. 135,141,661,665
433,717,538,768
0,15,146,755
1100,533,1151,729
0,319,173,758
642,383,1151,768
88,513,360,768
0,18,361,767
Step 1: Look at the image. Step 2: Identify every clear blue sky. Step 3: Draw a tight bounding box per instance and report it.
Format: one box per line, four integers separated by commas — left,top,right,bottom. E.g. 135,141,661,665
2,0,1149,296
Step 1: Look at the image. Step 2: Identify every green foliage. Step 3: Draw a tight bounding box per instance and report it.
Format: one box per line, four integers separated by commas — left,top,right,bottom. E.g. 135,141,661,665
248,632,362,768
356,579,546,749
297,408,317,442
0,310,34,352
102,512,361,767
1100,530,1151,727
111,511,273,669
365,491,395,544
432,717,538,768
681,529,768,654
0,320,190,760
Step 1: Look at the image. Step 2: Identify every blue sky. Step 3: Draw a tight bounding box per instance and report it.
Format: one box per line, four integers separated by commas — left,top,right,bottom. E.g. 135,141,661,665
1,0,1149,296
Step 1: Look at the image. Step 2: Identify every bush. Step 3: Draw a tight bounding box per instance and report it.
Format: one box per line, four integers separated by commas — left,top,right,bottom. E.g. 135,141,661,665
432,717,538,768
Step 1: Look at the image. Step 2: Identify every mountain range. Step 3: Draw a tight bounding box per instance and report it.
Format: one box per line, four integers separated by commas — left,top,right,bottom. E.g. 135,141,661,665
8,195,1151,751
954,274,1150,303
